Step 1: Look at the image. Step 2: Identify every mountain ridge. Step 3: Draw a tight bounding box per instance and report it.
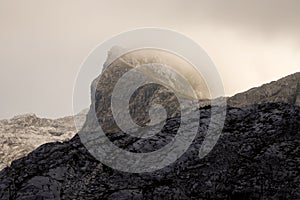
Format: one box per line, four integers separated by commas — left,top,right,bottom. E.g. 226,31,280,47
0,47,299,199
228,72,300,107
0,102,299,199
0,110,87,170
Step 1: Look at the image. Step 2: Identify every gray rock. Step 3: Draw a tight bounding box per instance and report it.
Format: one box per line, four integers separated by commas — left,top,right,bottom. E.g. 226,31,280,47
0,110,88,170
228,72,300,107
0,103,299,199
0,47,299,199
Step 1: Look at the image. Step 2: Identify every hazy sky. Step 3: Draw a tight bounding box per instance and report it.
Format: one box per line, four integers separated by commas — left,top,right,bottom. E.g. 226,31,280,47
0,0,299,119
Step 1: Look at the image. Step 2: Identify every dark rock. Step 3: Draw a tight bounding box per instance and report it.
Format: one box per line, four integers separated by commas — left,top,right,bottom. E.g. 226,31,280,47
1,48,299,199
0,103,299,199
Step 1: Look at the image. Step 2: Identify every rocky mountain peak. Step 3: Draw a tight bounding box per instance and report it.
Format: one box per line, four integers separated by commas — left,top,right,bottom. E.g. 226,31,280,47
0,46,299,198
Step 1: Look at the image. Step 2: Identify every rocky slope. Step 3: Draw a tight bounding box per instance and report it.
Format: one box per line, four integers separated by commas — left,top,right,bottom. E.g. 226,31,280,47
0,46,299,199
0,110,87,170
228,72,300,107
0,103,299,199
83,48,209,134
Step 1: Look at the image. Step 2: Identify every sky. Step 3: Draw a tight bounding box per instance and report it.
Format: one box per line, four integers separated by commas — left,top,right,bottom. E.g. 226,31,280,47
0,0,299,119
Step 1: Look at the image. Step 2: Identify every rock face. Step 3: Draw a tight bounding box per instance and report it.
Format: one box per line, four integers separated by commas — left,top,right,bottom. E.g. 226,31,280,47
0,45,299,199
228,72,300,107
0,103,299,199
82,48,208,134
0,110,87,170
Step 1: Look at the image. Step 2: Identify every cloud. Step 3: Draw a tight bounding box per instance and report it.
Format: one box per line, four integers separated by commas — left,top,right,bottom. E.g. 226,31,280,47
177,0,300,40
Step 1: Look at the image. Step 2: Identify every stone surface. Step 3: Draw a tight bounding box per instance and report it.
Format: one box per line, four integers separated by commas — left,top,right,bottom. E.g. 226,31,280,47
82,49,209,134
0,103,299,199
0,47,299,199
228,72,300,107
0,110,87,170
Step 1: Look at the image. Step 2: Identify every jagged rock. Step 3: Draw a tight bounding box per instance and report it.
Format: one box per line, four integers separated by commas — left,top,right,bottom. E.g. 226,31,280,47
0,110,88,170
0,103,299,199
82,48,209,134
0,46,299,199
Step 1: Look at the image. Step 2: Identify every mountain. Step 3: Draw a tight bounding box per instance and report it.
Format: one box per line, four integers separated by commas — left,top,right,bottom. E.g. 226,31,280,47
0,103,299,199
0,46,299,199
82,48,209,134
228,72,300,107
0,110,87,170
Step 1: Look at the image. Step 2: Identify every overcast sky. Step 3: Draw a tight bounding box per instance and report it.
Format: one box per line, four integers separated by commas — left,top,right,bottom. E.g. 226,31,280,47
0,0,299,119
